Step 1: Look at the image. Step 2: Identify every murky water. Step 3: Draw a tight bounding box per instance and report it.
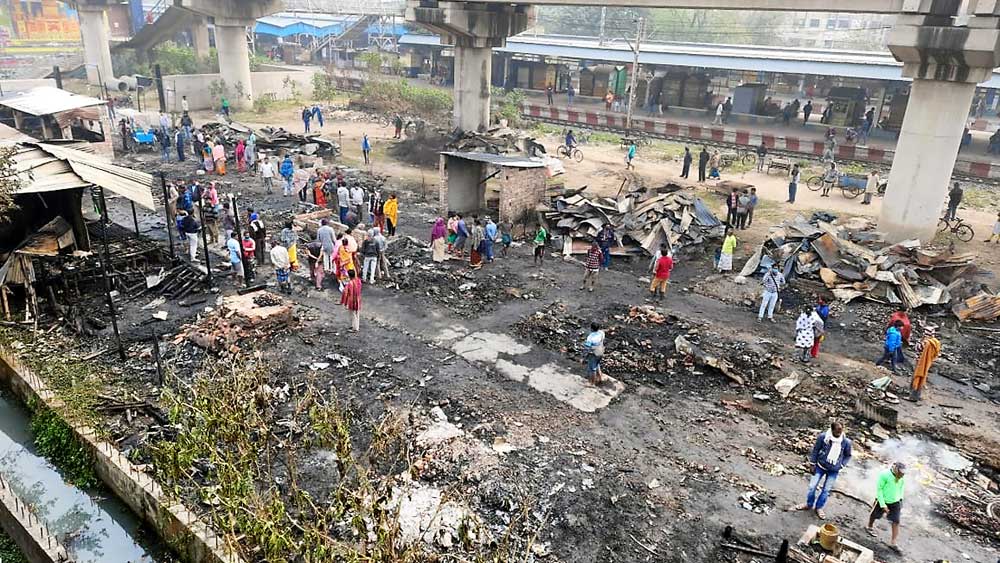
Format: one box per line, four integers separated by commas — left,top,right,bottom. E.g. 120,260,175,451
0,390,161,562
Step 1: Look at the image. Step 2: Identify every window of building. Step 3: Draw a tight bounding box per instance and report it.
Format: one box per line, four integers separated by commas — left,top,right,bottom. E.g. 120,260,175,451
824,40,834,48
826,19,836,29
838,18,850,28
809,18,821,28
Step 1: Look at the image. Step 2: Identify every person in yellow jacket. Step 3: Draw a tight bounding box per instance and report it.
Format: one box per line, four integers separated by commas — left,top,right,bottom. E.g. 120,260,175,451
909,327,940,401
383,192,399,237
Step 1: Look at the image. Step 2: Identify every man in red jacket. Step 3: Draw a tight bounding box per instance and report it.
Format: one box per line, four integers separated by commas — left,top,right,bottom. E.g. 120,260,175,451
649,244,674,302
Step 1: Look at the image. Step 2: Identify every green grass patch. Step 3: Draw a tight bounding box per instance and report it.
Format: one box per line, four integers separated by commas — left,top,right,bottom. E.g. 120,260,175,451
960,186,999,213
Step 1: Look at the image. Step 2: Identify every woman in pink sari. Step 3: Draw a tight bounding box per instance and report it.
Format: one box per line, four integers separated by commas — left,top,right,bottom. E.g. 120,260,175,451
235,139,247,172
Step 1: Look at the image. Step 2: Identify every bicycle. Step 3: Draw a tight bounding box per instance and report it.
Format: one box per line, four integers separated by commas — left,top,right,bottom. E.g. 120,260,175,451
720,147,757,169
937,217,975,242
556,144,584,163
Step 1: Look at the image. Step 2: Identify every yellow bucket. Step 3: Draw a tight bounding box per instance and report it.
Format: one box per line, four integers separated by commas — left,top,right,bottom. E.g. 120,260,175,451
819,523,840,551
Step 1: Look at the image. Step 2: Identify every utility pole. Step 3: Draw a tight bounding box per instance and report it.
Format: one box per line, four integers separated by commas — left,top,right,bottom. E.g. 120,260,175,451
625,16,644,132
598,7,607,46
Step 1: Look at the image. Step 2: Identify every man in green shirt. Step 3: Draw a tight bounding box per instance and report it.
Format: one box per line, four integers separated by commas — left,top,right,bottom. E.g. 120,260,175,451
866,462,906,554
533,226,547,266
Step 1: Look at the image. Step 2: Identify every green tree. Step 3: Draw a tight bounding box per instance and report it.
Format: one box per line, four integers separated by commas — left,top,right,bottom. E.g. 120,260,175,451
647,9,788,45
358,51,384,75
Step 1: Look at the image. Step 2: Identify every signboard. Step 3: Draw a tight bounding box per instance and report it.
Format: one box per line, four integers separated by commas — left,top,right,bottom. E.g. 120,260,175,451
9,0,81,42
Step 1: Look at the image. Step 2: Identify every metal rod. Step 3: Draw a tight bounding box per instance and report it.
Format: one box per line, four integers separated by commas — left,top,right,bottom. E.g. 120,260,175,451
154,64,166,113
160,172,175,259
625,16,644,132
152,334,164,385
229,194,252,288
196,195,213,285
130,200,140,235
98,187,127,360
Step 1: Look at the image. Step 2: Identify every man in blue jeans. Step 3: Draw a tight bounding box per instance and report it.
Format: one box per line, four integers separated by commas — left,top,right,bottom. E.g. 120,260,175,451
794,421,852,519
596,223,616,270
876,320,905,373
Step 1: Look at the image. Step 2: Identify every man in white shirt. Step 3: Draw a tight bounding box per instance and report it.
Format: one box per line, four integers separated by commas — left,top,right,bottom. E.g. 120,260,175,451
159,112,170,137
350,184,366,223
260,159,275,194
337,184,350,224
713,102,724,125
181,95,189,113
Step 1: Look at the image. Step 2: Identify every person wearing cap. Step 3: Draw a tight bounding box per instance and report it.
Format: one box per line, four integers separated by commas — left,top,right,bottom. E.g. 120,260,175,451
867,462,906,554
909,327,941,402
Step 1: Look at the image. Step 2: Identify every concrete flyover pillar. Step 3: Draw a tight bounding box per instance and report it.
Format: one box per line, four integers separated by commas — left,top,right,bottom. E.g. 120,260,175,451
880,7,1000,242
191,17,212,60
881,79,976,242
215,23,253,109
177,0,283,110
454,46,491,133
406,1,533,132
77,4,115,87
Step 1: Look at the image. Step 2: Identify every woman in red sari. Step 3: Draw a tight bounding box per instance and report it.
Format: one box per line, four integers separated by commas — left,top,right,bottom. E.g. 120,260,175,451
340,269,362,332
313,173,327,207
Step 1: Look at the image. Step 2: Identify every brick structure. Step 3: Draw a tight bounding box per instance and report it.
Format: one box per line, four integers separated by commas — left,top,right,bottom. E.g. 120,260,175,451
496,166,546,224
439,152,547,224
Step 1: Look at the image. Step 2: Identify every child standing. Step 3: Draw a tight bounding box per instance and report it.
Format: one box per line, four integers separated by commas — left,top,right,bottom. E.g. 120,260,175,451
984,212,1000,243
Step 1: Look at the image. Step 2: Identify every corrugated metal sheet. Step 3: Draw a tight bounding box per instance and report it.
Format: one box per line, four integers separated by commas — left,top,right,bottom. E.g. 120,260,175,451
9,142,156,210
0,87,106,117
441,151,546,168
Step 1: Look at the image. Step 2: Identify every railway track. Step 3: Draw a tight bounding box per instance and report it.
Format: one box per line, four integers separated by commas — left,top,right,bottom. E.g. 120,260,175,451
523,113,1000,188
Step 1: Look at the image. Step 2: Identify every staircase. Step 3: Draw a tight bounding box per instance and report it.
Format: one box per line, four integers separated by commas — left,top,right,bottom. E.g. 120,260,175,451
113,0,193,53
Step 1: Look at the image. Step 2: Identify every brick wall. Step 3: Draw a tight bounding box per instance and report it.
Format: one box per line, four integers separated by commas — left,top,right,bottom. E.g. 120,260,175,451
498,167,546,224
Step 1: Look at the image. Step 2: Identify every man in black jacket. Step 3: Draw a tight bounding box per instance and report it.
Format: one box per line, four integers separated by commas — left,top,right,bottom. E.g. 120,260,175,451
698,147,710,182
681,147,692,179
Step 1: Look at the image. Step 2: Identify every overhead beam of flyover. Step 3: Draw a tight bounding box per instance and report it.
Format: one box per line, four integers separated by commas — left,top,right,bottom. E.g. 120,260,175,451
465,0,905,13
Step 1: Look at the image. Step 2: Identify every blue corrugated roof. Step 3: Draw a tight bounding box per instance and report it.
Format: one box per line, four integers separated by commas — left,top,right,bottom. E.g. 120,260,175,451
255,13,360,38
398,33,1000,89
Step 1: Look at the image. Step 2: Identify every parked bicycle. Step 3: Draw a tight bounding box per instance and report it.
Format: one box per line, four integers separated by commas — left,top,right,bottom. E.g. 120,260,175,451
937,217,975,242
557,144,584,163
719,147,757,169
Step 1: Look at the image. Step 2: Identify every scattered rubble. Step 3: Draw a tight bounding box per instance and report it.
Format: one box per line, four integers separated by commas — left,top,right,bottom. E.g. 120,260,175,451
547,187,723,257
513,303,776,385
174,291,293,352
739,214,998,320
201,121,341,157
377,236,538,316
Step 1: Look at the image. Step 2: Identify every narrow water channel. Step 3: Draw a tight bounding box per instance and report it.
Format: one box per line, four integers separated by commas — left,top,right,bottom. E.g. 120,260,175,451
0,389,168,562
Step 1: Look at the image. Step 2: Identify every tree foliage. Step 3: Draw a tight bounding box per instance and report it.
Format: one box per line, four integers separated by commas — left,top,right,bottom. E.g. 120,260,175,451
647,9,786,45
538,6,648,37
358,80,452,118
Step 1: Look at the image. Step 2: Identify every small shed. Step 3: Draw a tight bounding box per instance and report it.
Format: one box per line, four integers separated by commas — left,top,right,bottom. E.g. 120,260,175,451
826,86,867,127
2,141,156,253
439,152,547,224
0,87,114,157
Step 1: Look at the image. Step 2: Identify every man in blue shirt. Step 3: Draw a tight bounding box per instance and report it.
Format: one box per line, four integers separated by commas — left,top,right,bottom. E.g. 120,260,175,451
565,130,577,150
453,214,469,256
483,217,498,262
279,155,294,196
227,233,244,281
596,224,616,270
362,134,372,165
876,320,904,373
